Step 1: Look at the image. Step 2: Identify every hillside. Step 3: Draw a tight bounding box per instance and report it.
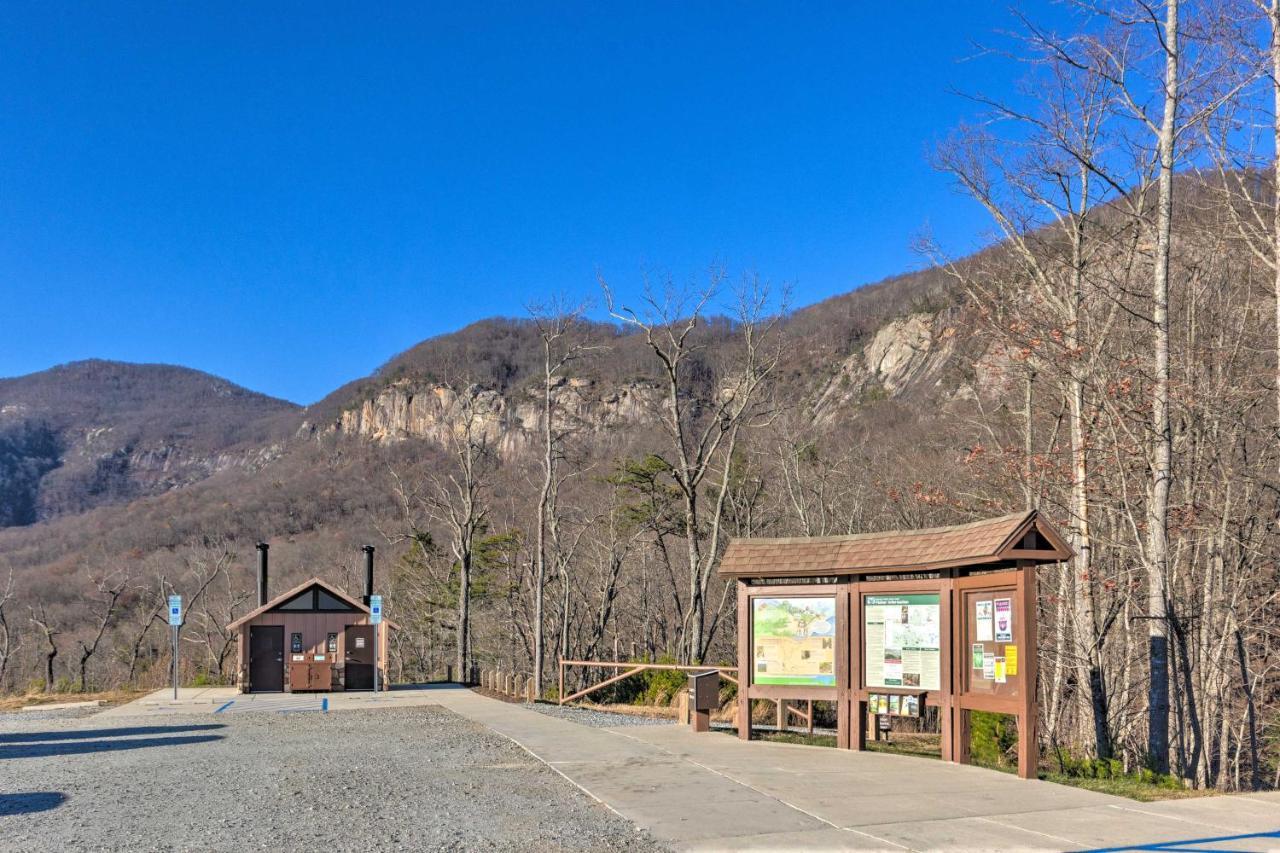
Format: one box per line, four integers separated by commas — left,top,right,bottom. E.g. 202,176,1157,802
0,360,299,526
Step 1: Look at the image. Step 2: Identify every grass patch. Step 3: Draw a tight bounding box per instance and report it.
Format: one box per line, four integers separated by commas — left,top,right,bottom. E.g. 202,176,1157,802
1039,772,1215,802
866,735,942,760
0,688,147,712
757,731,837,748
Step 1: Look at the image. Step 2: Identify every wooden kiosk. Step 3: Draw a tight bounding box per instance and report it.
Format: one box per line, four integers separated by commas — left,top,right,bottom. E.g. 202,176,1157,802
720,510,1071,779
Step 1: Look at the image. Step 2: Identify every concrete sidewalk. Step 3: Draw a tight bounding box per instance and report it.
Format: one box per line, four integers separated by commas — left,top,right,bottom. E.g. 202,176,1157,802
95,684,447,717
423,686,1280,852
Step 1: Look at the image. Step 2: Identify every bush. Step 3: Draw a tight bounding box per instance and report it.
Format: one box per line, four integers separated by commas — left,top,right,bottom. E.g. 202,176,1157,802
970,711,1017,769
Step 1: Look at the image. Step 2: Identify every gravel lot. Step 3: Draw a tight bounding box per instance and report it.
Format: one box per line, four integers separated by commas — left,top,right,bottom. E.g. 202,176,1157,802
0,705,666,852
525,704,676,729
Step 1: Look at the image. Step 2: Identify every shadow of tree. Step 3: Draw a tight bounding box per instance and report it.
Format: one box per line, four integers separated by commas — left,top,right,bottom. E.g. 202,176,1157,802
0,792,66,816
0,723,225,745
0,734,223,760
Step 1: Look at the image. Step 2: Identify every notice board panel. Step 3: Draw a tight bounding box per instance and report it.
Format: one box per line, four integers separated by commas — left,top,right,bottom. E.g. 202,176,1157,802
961,587,1022,698
863,593,941,690
751,596,837,686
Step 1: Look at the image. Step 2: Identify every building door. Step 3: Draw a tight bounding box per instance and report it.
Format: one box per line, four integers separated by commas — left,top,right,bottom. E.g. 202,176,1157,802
248,626,285,693
344,625,375,690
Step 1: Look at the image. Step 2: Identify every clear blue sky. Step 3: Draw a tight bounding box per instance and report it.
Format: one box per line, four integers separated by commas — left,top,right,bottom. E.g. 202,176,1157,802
0,3,1066,405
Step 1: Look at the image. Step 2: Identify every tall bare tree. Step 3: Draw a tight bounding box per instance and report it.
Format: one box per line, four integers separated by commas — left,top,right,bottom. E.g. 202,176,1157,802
527,300,593,694
603,273,783,662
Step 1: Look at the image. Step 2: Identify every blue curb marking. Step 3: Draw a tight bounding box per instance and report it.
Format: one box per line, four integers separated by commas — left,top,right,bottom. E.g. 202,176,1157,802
1084,830,1280,852
214,700,234,714
321,698,329,713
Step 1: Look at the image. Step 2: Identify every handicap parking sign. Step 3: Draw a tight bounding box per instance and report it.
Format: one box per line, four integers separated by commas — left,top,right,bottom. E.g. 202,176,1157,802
369,595,382,625
168,595,182,626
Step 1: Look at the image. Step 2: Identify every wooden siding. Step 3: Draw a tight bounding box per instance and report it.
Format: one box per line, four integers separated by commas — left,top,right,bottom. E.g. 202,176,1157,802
235,609,388,686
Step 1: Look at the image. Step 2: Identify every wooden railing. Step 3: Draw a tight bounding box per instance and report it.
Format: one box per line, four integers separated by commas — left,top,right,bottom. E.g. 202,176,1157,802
557,658,738,705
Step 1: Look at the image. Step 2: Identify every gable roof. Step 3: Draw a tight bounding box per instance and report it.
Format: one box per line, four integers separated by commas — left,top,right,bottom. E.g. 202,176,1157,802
226,577,398,630
718,510,1072,580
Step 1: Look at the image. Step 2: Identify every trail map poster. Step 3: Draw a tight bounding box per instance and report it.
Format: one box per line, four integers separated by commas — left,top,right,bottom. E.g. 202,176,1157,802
864,593,941,690
752,597,836,686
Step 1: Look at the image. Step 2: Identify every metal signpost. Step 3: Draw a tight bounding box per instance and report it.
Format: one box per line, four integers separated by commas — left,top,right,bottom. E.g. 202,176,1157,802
168,594,182,700
369,594,382,693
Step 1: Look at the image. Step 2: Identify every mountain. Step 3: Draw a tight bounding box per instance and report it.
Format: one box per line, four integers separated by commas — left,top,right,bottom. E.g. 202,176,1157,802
0,360,299,526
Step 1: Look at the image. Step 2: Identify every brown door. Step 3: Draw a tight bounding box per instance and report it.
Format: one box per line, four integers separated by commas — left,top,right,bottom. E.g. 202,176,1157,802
249,626,285,692
344,625,375,690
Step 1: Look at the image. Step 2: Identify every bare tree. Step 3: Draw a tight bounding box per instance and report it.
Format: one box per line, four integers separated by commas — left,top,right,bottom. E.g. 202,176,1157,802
0,567,20,690
527,299,595,694
76,570,128,692
603,272,783,662
29,603,60,692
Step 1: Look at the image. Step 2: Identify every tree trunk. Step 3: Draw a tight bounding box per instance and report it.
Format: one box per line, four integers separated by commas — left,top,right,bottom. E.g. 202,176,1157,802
456,553,471,679
1146,0,1178,776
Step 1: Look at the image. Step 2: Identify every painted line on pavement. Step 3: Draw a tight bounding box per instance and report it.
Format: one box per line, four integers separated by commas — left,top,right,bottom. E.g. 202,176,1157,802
214,700,235,714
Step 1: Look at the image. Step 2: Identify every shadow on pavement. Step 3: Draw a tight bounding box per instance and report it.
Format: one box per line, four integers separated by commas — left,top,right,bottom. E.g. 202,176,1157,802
0,792,67,816
0,734,223,760
0,723,225,745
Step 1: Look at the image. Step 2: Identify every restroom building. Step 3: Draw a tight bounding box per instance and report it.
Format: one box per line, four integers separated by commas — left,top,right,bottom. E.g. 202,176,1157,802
227,543,393,693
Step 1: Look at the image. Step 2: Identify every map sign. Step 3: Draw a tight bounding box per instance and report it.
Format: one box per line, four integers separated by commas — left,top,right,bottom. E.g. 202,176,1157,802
752,597,836,686
864,593,941,690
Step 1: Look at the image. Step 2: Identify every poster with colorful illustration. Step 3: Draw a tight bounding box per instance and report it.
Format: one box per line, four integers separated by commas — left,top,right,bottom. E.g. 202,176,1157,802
752,597,836,686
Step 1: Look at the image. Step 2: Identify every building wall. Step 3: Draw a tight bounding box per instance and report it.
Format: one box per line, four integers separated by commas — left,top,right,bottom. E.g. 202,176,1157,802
235,609,389,685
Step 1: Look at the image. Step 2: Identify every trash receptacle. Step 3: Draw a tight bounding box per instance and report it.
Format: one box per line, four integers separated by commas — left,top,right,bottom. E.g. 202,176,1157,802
688,670,719,732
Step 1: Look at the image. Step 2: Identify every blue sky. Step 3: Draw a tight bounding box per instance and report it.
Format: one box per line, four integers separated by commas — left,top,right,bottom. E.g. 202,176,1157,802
0,3,1068,404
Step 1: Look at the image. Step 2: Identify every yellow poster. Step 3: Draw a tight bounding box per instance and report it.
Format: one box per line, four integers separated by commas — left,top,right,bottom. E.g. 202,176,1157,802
1005,645,1018,676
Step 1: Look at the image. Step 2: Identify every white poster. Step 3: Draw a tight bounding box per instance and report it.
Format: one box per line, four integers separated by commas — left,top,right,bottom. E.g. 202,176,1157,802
976,600,994,642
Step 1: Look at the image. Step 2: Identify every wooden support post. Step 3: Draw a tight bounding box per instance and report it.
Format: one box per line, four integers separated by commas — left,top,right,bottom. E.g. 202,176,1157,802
1017,562,1039,780
558,661,565,705
692,708,710,733
807,699,814,736
776,699,785,731
841,582,858,750
736,581,751,741
940,569,956,764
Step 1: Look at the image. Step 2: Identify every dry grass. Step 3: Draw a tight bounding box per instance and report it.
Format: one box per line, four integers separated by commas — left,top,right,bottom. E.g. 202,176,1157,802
0,688,147,712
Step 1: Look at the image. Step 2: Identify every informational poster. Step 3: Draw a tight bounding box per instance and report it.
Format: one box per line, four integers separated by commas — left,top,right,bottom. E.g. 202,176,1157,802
752,597,836,686
976,600,994,642
865,593,941,690
971,643,984,670
1005,645,1018,676
994,657,1007,684
995,598,1013,642
982,651,995,680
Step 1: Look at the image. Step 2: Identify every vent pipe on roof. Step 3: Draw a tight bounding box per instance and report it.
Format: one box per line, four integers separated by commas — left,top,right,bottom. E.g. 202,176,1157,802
256,543,269,606
362,545,375,605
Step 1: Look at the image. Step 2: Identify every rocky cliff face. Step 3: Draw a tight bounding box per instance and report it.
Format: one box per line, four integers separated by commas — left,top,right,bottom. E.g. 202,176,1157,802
811,312,958,418
329,377,664,454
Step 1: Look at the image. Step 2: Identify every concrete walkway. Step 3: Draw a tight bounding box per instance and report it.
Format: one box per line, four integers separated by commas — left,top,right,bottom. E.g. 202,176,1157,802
95,685,446,717
419,686,1280,853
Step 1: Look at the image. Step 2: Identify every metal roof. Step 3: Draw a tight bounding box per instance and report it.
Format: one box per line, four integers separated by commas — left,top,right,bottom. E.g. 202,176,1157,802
718,509,1072,579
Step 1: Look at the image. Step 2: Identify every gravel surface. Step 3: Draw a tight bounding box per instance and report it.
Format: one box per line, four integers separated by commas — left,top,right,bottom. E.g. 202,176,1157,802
525,704,676,729
0,705,667,852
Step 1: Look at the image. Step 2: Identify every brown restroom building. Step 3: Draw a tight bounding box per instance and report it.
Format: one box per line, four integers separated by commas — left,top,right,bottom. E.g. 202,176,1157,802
227,544,393,693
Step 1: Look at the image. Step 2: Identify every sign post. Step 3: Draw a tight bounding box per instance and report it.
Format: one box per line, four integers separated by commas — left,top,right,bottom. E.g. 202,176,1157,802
369,595,382,693
168,595,182,700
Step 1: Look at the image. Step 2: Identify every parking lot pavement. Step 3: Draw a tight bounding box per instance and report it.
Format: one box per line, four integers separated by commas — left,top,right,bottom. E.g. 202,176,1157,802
0,703,663,852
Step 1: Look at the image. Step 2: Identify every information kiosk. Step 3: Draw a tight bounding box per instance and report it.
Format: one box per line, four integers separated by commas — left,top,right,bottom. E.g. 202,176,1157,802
719,509,1071,778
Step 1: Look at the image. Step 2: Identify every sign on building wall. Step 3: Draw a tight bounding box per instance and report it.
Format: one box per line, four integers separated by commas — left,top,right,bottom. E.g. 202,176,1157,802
864,593,941,690
751,597,836,686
